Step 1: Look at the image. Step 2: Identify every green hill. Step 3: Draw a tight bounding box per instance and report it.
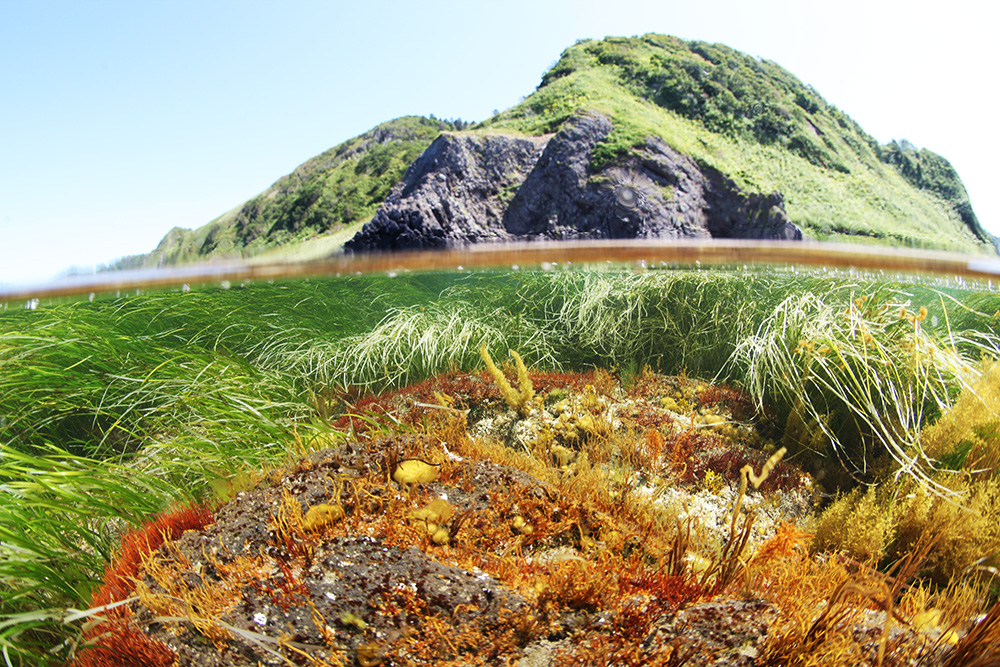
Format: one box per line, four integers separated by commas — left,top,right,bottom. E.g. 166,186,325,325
112,115,466,269
117,34,992,268
482,34,990,251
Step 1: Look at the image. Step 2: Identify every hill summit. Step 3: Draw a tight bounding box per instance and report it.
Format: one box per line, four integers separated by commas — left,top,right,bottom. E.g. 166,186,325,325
116,34,993,269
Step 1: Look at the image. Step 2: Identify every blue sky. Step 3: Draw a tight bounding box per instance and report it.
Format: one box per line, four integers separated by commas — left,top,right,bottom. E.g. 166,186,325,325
1,0,995,285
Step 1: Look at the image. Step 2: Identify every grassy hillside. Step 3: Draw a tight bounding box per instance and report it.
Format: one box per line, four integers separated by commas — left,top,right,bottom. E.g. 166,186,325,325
114,34,991,269
117,116,465,268
481,34,990,252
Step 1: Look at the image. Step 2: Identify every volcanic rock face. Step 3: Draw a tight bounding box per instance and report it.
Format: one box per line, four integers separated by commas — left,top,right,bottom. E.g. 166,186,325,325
501,114,624,239
344,132,549,251
345,114,801,252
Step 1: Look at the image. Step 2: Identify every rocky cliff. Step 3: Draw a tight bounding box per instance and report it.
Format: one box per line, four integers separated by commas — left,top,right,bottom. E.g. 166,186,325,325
345,114,800,252
344,132,548,250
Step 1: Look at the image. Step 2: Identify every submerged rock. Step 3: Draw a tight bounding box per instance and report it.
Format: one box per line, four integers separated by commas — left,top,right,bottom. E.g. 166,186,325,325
79,369,964,667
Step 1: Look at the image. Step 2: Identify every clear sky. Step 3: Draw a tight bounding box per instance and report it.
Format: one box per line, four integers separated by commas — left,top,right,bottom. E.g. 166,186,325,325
1,0,996,285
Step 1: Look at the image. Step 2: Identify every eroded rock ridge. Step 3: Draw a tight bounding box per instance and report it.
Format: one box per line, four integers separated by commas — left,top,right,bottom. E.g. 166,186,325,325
345,114,801,252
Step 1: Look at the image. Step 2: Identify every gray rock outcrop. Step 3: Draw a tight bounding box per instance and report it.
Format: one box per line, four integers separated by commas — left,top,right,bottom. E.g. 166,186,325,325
345,114,801,252
344,132,548,250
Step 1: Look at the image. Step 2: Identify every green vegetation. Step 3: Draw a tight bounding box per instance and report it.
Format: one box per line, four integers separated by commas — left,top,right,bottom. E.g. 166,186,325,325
813,361,1000,582
4,267,1000,663
324,297,555,393
108,34,990,272
733,289,996,493
482,34,991,252
881,139,991,244
110,116,462,269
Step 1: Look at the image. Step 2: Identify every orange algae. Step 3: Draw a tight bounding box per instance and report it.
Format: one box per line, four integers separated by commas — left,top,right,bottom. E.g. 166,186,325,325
72,504,213,667
89,503,214,614
77,367,1000,666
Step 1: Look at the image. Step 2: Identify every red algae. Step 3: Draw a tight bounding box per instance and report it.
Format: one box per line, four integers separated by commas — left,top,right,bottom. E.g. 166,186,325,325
74,621,175,667
73,504,213,667
90,504,214,613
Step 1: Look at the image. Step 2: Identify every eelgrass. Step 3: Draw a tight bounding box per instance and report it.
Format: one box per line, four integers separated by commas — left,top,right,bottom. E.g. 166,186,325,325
0,313,314,460
512,268,847,375
0,275,482,457
325,298,557,392
0,446,191,663
313,269,801,391
732,287,1000,494
3,267,1000,664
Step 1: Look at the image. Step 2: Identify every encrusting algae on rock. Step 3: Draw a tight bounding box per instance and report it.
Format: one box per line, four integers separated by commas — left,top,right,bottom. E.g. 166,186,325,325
72,363,1000,667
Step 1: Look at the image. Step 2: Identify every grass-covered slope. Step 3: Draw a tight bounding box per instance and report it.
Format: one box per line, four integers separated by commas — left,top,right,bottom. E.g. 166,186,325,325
116,34,990,269
117,116,465,268
481,34,990,252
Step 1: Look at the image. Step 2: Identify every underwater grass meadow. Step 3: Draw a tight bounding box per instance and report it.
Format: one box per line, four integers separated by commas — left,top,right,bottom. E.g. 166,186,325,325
3,265,1000,664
